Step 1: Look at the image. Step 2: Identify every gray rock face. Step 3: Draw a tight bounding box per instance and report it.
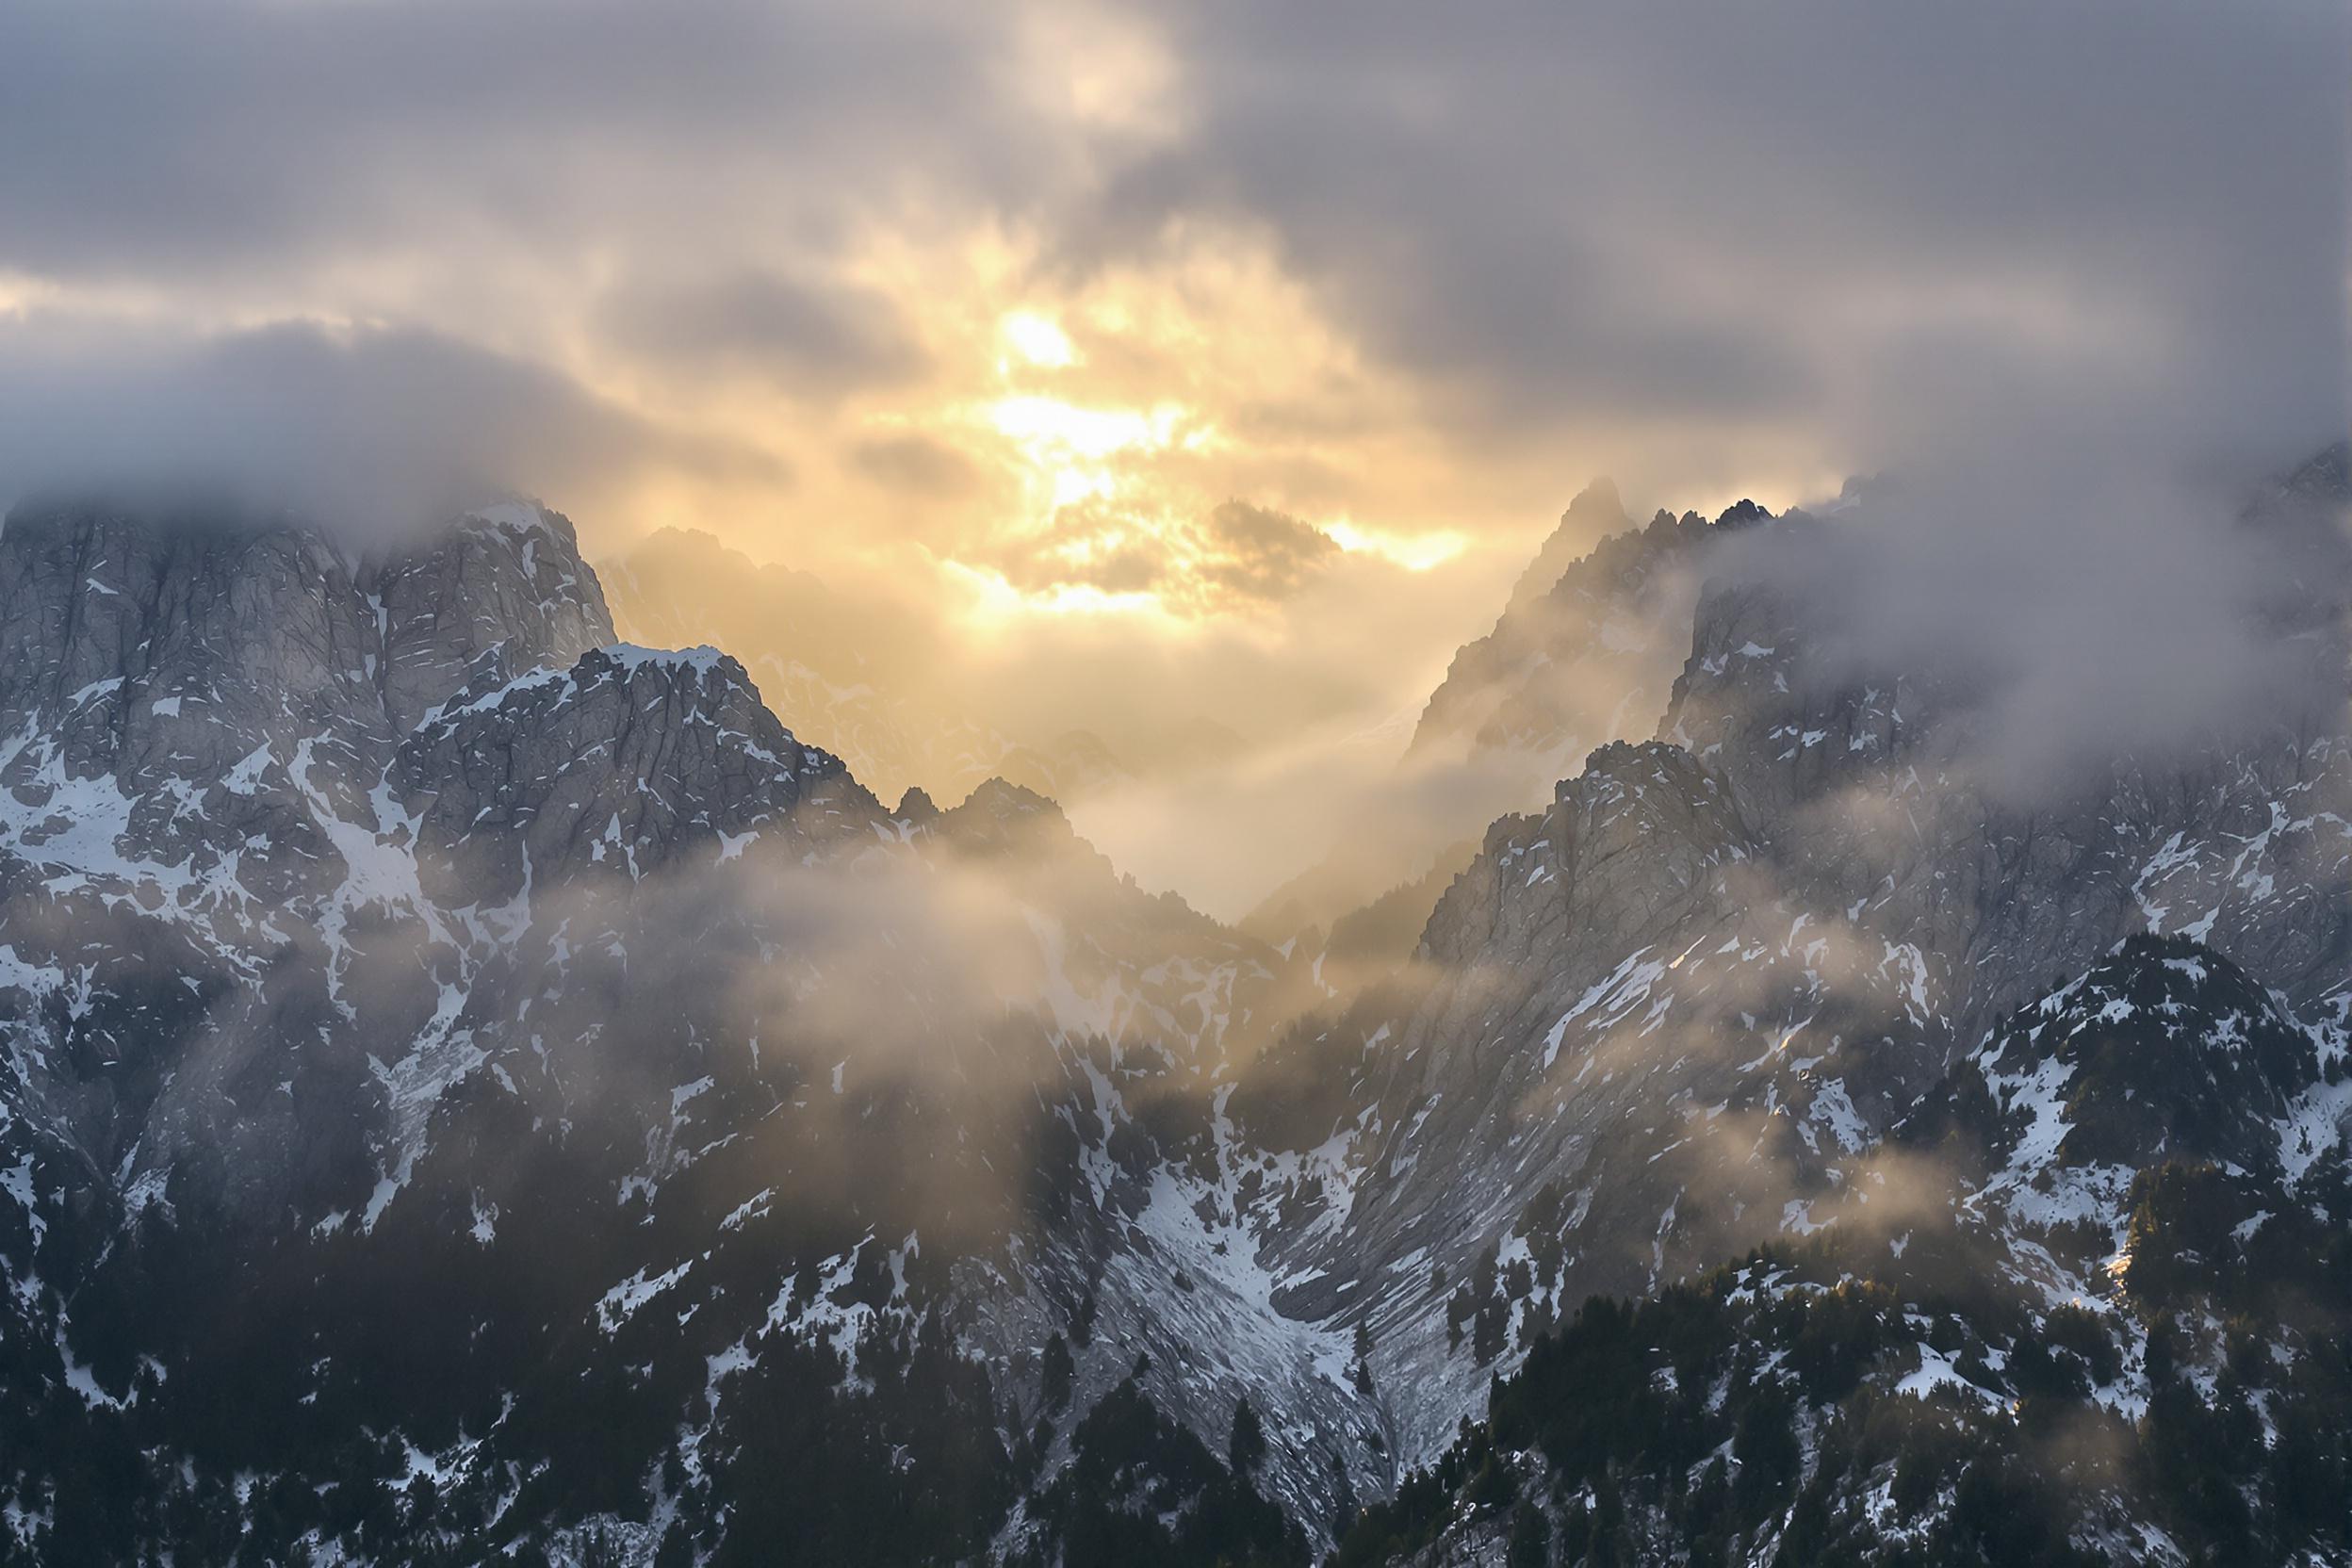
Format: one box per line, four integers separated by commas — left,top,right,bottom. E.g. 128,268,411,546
0,498,628,1209
392,644,878,906
1961,934,2330,1190
0,487,1361,1558
1380,933,2352,1568
362,498,614,734
1660,515,2352,1047
0,498,680,1222
1246,482,1744,945
0,497,616,907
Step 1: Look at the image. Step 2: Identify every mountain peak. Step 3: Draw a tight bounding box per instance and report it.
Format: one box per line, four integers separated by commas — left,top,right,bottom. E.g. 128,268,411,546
1496,477,1631,616
1565,475,1625,522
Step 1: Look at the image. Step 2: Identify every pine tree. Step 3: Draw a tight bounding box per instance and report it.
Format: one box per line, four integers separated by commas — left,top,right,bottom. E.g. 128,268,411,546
1230,1396,1266,1479
1041,1332,1074,1413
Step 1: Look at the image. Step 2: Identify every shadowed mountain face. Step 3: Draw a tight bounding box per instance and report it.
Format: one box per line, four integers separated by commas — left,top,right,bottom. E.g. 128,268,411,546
1245,483,1766,950
1407,479,1747,767
4,446,2352,1567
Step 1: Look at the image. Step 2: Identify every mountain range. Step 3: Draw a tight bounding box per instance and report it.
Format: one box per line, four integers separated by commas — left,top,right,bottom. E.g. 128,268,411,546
3,445,2349,1566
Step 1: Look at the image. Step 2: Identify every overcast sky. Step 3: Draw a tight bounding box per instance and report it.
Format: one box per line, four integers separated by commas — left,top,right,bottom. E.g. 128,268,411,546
1,0,2344,905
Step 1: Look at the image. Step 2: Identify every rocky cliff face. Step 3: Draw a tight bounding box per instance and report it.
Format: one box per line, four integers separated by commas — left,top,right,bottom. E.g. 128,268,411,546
1250,481,1756,946
0,499,624,1218
1348,936,2352,1567
1211,445,2352,1504
391,643,878,905
1409,480,1759,767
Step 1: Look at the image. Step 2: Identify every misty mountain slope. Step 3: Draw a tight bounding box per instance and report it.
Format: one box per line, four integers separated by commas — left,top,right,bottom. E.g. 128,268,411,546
1333,936,2352,1567
0,499,622,1227
0,496,1378,1563
1205,449,2352,1495
1249,482,1759,950
6,449,2352,1566
1409,481,1756,768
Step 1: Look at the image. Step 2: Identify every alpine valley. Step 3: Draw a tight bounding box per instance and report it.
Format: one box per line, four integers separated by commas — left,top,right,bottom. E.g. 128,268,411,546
5,445,2351,1568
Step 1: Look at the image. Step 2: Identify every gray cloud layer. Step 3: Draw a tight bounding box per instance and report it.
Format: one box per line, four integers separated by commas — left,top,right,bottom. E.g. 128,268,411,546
1086,0,2347,472
0,317,781,538
0,2,1055,283
2,0,2339,504
0,0,2344,920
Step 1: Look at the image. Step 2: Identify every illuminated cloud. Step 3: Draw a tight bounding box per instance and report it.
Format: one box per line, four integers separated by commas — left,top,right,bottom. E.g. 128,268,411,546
1197,500,1340,603
849,432,982,498
983,497,1337,614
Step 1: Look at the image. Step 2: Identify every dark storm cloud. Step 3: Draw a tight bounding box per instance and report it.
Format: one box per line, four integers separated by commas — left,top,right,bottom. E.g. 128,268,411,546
0,0,2342,588
596,270,929,396
0,1,1058,283
1075,0,2348,470
0,317,780,538
3,0,2340,495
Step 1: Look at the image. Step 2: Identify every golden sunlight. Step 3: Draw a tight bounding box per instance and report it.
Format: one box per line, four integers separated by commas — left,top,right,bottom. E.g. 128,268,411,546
999,311,1077,368
1325,519,1467,573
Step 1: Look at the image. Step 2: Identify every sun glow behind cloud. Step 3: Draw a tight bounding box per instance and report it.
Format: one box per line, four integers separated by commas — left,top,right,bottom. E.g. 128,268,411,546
4,0,2332,909
1326,519,1467,573
999,310,1076,369
809,230,1537,634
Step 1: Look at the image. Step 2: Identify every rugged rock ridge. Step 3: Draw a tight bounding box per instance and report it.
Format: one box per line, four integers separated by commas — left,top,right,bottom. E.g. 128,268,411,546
0,497,614,906
0,492,1355,1562
6,449,2352,1566
0,498,632,1216
1960,934,2334,1186
393,644,880,905
1246,482,1756,947
1219,450,2352,1492
0,496,884,1251
1659,510,2352,1045
1348,937,2352,1566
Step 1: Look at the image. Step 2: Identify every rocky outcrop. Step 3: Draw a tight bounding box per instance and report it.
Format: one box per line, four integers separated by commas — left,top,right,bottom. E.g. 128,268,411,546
392,644,879,905
1927,934,2344,1208
0,497,616,906
1228,451,2352,1483
362,499,613,734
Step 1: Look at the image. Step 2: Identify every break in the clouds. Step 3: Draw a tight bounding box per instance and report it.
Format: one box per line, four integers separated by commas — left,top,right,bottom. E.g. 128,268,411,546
0,0,2344,906
990,497,1339,612
3,0,2340,548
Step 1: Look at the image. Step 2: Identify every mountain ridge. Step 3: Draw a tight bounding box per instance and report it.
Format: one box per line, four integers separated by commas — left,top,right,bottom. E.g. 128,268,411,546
3,451,2349,1565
